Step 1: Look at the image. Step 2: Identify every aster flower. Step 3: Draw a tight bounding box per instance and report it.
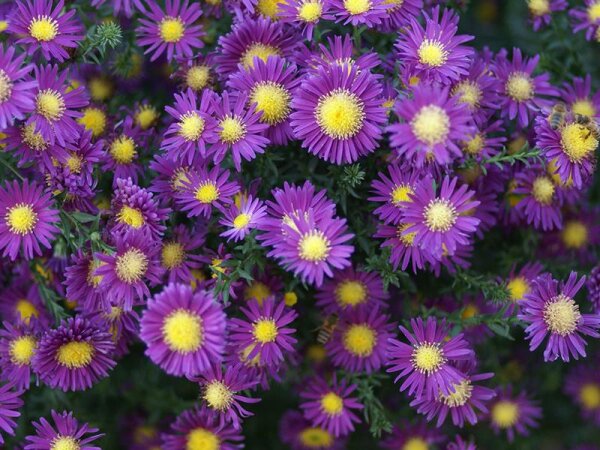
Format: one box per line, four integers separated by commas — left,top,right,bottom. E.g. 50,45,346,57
277,0,333,40
191,363,261,429
172,56,214,92
570,0,600,41
488,387,541,442
0,382,23,444
160,224,205,284
565,364,600,425
328,0,389,27
402,176,480,259
513,167,563,231
290,63,387,165
388,84,474,167
0,321,41,390
2,123,63,171
218,195,267,242
95,232,163,311
24,410,103,450
162,88,217,164
162,406,244,450
0,44,35,129
315,267,389,315
228,56,300,145
229,298,297,367
134,102,160,130
102,116,147,183
518,272,600,362
325,306,394,373
9,0,83,62
451,56,502,121
299,375,363,438
375,222,434,273
135,0,204,62
446,435,476,450
0,180,60,261
561,74,600,118
379,420,445,450
387,317,474,399
27,65,89,146
215,17,299,78
279,410,346,450
494,48,558,127
302,34,380,74
369,163,421,225
176,164,240,218
528,0,567,30
460,119,506,161
0,278,50,326
149,155,199,204
32,316,116,391
140,283,227,377
210,91,270,170
53,129,103,190
379,0,422,31
88,306,139,358
542,210,600,263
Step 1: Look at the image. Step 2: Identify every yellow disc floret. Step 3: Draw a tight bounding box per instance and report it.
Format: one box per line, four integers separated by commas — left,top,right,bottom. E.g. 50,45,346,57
186,428,220,450
403,437,429,450
342,324,376,357
316,89,365,140
29,16,58,41
343,0,371,15
335,280,367,307
411,105,450,145
241,43,281,69
0,70,12,103
250,82,291,125
110,135,137,164
531,176,555,205
253,319,278,343
78,107,107,137
15,299,39,323
115,248,148,283
185,65,211,91
162,241,185,269
439,379,473,407
219,116,247,144
56,341,94,368
412,343,445,374
561,220,588,249
528,0,550,16
195,182,220,204
320,392,344,416
507,277,529,302
299,427,333,448
6,203,37,235
543,294,581,336
203,380,233,411
117,205,145,229
560,123,598,162
9,335,37,365
299,231,331,262
50,436,80,450
506,72,534,102
418,39,448,67
424,199,457,232
162,309,203,353
491,400,520,428
580,383,600,410
453,80,482,109
391,185,413,205
159,16,185,43
179,112,205,141
36,89,65,121
298,1,323,22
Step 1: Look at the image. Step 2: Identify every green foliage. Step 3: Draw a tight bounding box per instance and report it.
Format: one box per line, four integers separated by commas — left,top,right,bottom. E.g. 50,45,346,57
344,373,393,438
78,22,123,65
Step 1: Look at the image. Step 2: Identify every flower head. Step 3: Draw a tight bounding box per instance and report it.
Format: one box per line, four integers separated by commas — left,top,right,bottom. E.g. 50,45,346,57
24,410,103,450
488,387,541,442
0,44,35,129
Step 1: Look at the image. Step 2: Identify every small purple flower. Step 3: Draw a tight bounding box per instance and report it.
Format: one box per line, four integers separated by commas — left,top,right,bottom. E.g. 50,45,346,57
0,382,23,445
102,116,146,183
488,386,541,442
379,0,422,31
32,317,116,391
299,375,363,438
24,410,103,450
0,320,41,390
380,420,445,450
279,410,346,450
375,221,433,273
370,163,421,225
0,44,35,129
64,250,109,314
328,0,389,27
149,155,199,204
0,180,60,261
277,0,333,39
135,0,204,62
0,278,50,327
9,0,84,62
387,317,474,399
519,272,600,362
140,283,227,377
561,74,600,118
514,167,563,231
528,0,567,31
569,0,600,41
160,224,205,284
218,194,267,242
565,363,600,425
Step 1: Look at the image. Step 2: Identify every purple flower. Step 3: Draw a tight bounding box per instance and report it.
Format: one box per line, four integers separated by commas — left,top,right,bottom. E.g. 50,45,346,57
565,363,600,425
2,123,61,171
375,221,433,273
569,0,600,41
513,167,563,231
328,0,389,27
0,180,60,261
0,382,23,444
402,176,480,259
135,0,204,61
0,44,35,129
218,194,267,242
387,317,474,399
229,298,297,367
488,387,541,442
302,34,380,74
140,283,227,377
0,320,41,390
299,375,363,438
277,0,333,39
561,74,600,118
369,163,421,225
291,63,386,165
379,0,422,31
325,306,394,373
160,224,205,284
162,406,244,450
279,410,346,450
518,272,600,362
162,88,218,164
64,250,109,314
388,84,474,167
379,420,445,450
528,0,567,30
102,116,146,183
505,262,546,307
0,278,50,327
149,155,199,204
9,0,83,62
32,317,116,391
24,410,103,450
446,435,476,450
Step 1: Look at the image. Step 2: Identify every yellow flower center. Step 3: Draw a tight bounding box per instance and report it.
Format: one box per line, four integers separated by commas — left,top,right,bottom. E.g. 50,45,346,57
195,182,220,203
316,89,365,139
321,392,343,416
9,335,37,365
299,428,333,448
463,133,485,155
547,158,574,187
391,185,413,205
110,135,137,164
411,105,450,145
162,309,203,353
159,17,185,43
244,282,271,304
560,123,598,162
56,341,94,368
424,199,457,232
6,203,37,235
87,259,104,287
15,299,39,323
50,436,80,450
543,294,581,336
588,2,600,21
186,428,220,450
0,70,12,103
0,21,8,33
65,154,83,173
397,223,417,246
452,80,482,109
417,39,448,67
253,319,278,343
298,1,323,22
343,324,376,356
232,213,251,229
343,0,371,14
439,380,473,407
117,205,145,229
412,343,445,373
219,116,247,144
507,276,530,302
76,107,105,138
21,123,49,151
250,81,291,125
241,43,281,69
115,248,148,283
203,381,233,411
178,112,205,142
531,176,555,205
491,400,520,428
403,437,429,450
335,280,367,306
257,0,283,18
298,231,331,262
36,89,65,121
561,220,588,249
506,73,534,102
88,77,113,102
528,0,550,16
29,16,58,41
186,66,210,91
161,242,185,269
135,105,159,129
580,383,600,410
572,99,596,117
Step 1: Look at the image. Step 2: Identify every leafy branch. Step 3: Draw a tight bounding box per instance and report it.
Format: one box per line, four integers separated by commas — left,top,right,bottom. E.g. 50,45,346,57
462,145,542,175
78,22,123,64
344,373,393,438
451,268,510,303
